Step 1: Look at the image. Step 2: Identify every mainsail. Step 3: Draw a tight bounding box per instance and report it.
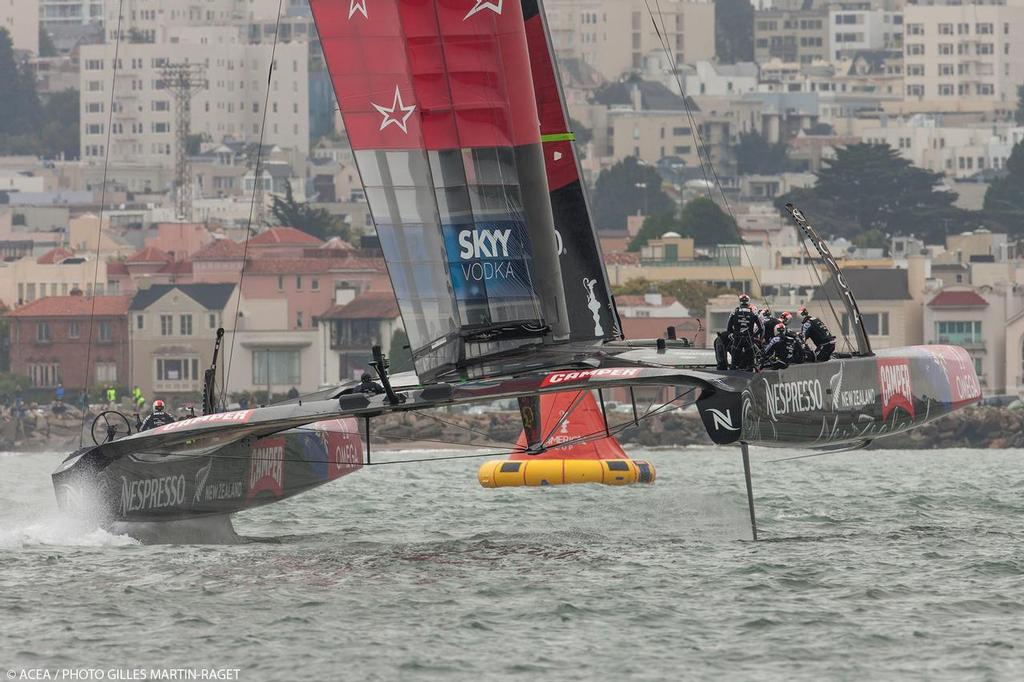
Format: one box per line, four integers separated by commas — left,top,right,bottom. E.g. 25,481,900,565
522,0,622,341
310,0,572,379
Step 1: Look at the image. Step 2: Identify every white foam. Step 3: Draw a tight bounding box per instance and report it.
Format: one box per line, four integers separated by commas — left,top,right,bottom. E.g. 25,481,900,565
0,513,139,549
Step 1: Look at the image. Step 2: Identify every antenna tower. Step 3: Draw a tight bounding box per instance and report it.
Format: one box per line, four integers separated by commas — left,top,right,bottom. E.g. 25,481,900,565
158,62,208,221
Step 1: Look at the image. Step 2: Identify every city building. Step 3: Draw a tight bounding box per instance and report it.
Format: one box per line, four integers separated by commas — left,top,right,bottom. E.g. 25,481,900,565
924,287,1002,392
127,283,238,400
544,0,715,81
6,293,131,392
319,290,403,385
39,0,103,29
809,266,924,350
754,8,830,65
899,0,1024,116
1,0,40,55
828,6,903,60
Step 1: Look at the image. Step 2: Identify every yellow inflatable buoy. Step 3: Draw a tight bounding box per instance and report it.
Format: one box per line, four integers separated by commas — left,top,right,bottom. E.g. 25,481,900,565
478,457,655,488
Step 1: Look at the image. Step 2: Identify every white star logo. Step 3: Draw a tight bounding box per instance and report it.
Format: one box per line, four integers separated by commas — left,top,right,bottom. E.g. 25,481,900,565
465,0,502,20
371,85,416,134
348,0,367,20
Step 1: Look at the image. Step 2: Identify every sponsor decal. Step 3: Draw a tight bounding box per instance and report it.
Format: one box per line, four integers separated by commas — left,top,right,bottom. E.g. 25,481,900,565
120,475,186,516
248,437,285,499
459,228,512,260
831,364,876,411
193,459,244,505
584,278,604,337
928,346,981,405
318,418,363,480
465,0,503,20
877,358,915,420
149,409,254,434
371,85,416,134
706,408,740,432
541,367,642,387
763,377,824,422
444,221,535,304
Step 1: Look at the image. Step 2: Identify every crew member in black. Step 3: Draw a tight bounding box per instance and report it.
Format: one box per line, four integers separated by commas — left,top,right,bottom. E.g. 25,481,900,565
140,399,176,431
798,306,836,362
760,323,799,370
715,294,763,370
357,372,385,394
759,307,782,344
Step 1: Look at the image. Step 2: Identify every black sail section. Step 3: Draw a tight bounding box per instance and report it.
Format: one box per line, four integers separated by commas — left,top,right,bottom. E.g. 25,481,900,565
522,0,623,341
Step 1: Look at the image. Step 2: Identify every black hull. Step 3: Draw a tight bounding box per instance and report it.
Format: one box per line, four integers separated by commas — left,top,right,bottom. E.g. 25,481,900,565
53,418,362,524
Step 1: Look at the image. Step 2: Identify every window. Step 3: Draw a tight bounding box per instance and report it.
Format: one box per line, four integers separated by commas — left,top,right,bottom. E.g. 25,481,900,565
938,43,953,55
157,357,200,382
98,320,112,342
160,315,173,336
906,84,924,97
136,314,145,330
28,363,60,388
939,84,954,96
208,313,218,329
68,320,80,339
180,314,193,336
253,350,301,386
907,64,925,77
296,276,303,290
277,276,285,291
938,23,953,35
977,43,993,55
96,362,117,383
311,278,319,291
296,311,303,328
37,322,51,343
935,321,982,344
906,43,924,55
906,23,923,35
976,23,993,35
842,312,889,336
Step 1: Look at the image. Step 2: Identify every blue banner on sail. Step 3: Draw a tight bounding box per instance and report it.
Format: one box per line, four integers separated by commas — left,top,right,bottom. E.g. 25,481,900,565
443,221,537,307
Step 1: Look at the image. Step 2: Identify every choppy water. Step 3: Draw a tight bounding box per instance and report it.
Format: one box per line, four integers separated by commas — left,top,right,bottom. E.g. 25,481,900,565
2,447,1024,680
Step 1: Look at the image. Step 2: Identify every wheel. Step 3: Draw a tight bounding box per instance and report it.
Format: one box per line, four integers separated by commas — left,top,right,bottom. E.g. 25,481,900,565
91,411,132,445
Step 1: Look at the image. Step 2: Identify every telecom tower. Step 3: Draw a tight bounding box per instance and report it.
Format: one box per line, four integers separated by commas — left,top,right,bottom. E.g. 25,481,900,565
158,62,208,221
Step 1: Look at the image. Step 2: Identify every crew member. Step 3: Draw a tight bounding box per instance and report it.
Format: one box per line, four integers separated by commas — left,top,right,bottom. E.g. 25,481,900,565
357,372,385,395
140,399,176,431
798,306,836,362
759,307,782,344
132,385,145,411
715,294,762,371
761,323,799,370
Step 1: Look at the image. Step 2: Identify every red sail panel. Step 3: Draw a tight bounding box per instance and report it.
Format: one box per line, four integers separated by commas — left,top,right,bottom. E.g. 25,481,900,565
512,391,627,460
310,0,541,151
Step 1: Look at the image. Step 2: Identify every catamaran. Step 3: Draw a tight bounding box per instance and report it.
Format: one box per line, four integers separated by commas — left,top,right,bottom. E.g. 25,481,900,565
52,0,982,541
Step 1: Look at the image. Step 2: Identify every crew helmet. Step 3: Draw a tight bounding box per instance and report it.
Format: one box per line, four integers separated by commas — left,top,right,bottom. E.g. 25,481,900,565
154,399,165,412
798,305,811,318
775,323,786,336
738,293,751,305
780,311,793,324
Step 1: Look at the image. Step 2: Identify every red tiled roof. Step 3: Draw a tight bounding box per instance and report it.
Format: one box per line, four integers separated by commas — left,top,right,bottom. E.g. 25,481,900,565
106,261,129,275
127,246,171,263
193,238,246,261
243,256,385,275
616,294,680,307
250,226,324,246
159,260,193,275
321,291,400,320
604,252,640,265
320,236,355,251
928,290,988,308
6,295,132,318
37,247,75,264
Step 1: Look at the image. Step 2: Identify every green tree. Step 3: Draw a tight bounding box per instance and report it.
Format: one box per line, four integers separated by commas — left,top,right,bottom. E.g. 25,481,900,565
388,328,414,374
570,117,592,147
735,130,791,175
852,228,889,250
271,181,352,242
39,27,58,58
37,89,79,159
591,157,675,231
776,143,958,241
1017,84,1024,126
628,197,741,250
715,0,754,63
983,139,1024,233
0,29,41,138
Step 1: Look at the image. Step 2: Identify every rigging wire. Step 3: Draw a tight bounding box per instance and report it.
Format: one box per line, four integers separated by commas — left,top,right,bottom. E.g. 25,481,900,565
797,233,855,353
78,0,125,448
221,0,284,407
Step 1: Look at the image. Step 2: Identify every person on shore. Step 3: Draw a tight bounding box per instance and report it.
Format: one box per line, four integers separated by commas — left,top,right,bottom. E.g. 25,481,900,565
798,306,836,362
140,399,176,431
105,385,117,409
131,385,145,411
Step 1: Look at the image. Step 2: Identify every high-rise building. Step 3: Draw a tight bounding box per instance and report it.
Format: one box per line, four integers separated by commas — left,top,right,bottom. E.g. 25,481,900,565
543,0,715,81
39,0,103,29
754,8,830,64
828,7,904,60
1,0,40,55
900,0,1024,116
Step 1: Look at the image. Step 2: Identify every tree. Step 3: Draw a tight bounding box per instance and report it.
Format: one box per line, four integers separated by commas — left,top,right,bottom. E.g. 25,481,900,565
0,29,41,138
852,228,888,251
388,329,414,374
985,140,1024,213
39,27,58,58
37,89,79,159
570,117,592,147
1017,84,1024,126
271,181,352,242
735,130,791,176
776,143,958,241
592,157,675,231
628,197,741,250
715,0,754,63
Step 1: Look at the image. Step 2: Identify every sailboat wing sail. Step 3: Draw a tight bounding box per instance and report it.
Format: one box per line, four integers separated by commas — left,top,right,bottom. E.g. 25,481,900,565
522,0,622,341
310,0,570,380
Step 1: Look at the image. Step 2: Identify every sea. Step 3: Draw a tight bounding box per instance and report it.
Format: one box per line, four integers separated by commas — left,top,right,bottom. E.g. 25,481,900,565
1,446,1023,681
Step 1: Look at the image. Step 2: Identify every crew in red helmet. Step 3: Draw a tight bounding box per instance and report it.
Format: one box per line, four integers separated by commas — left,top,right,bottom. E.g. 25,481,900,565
140,398,176,431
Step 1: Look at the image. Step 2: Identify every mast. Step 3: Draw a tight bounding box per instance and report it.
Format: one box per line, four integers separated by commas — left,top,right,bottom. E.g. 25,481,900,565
784,203,872,356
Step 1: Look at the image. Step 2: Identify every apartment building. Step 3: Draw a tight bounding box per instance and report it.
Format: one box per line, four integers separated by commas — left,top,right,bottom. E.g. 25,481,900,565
754,9,830,64
543,0,715,81
39,0,102,29
1,0,40,55
900,0,1024,115
828,7,903,60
